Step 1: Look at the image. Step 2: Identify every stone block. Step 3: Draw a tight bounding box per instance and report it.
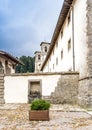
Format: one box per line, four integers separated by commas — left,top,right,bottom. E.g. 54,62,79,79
50,73,79,104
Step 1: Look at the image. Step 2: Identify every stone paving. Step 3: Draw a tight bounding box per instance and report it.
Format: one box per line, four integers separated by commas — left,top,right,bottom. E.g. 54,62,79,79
0,104,92,130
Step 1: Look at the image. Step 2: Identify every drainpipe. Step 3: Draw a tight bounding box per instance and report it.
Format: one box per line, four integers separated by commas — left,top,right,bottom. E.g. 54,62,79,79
64,1,75,71
72,5,75,71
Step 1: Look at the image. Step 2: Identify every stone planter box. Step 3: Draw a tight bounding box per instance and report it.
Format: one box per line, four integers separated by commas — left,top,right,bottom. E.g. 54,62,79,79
29,110,49,121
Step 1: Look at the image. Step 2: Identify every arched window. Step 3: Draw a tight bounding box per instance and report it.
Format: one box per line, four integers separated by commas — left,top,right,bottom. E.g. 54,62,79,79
44,46,47,52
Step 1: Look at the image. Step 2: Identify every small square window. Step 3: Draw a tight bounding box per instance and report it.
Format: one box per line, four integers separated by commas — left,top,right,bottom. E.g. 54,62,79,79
61,50,63,59
53,64,54,70
68,13,71,25
68,39,71,51
38,55,41,60
45,46,47,52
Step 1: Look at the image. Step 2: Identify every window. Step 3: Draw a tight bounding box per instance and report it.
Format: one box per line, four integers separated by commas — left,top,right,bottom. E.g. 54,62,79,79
61,50,63,59
68,13,71,25
38,55,41,60
56,57,58,65
53,64,54,70
45,46,47,52
68,39,71,51
61,31,63,39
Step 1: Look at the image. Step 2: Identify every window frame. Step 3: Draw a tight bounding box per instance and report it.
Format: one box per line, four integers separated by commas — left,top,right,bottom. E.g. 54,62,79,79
61,50,63,60
68,38,71,52
38,55,41,60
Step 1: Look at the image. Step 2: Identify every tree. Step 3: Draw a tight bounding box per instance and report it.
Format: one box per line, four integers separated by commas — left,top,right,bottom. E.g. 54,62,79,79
15,56,35,73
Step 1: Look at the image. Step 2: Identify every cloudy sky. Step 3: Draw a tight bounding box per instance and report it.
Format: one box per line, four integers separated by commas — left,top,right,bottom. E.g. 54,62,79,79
0,0,63,57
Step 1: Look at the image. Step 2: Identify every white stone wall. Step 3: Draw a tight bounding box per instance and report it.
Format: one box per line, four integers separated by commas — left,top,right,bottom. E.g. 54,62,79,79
43,0,87,78
74,0,87,78
4,73,61,103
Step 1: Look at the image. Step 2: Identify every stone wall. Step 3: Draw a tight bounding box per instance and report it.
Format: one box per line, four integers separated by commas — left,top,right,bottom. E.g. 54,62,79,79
4,72,79,104
78,77,92,108
86,0,92,77
4,72,61,103
49,73,79,104
0,74,5,104
78,0,92,108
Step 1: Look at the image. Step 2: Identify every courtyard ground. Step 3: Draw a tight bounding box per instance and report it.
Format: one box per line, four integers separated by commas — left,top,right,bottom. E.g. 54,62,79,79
0,104,92,130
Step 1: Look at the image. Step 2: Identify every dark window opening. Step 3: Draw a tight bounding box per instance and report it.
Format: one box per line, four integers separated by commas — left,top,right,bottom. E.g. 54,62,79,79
45,46,47,52
68,13,71,25
53,64,54,70
38,55,41,60
61,50,63,59
68,39,71,51
61,31,63,38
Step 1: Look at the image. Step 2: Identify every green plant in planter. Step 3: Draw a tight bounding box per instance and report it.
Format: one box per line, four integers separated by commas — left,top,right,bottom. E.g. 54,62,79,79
30,99,50,110
29,99,50,121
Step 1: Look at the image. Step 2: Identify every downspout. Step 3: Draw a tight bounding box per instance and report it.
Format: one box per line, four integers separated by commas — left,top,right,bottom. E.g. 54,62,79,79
64,1,75,71
72,5,75,71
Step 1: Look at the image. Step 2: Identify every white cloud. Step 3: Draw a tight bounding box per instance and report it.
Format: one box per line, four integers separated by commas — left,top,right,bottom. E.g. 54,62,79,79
0,0,63,56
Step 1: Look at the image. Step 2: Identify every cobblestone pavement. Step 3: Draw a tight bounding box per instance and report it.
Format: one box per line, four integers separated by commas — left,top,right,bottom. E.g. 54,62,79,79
0,104,92,130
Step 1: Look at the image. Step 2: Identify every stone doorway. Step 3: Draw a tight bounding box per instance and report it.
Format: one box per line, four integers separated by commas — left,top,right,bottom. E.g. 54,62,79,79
28,80,42,103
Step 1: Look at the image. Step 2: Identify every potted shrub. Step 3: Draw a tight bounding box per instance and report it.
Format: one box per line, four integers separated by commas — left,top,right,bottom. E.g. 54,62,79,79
29,99,50,121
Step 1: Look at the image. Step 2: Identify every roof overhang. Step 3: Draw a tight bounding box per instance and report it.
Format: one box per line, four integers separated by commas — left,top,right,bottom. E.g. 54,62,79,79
40,42,50,46
0,50,23,65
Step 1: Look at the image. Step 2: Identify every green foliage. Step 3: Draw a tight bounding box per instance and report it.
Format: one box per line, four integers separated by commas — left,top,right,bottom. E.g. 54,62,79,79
15,56,35,73
31,99,50,110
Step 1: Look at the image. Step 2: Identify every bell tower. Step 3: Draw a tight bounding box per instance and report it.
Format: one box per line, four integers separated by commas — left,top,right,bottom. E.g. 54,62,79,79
34,42,50,72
